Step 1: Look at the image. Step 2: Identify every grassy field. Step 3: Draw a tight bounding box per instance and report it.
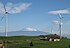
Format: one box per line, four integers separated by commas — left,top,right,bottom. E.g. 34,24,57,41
0,36,70,48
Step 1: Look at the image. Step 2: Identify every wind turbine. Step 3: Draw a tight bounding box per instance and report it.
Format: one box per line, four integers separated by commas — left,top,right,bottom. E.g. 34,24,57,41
1,4,10,37
0,3,10,48
58,13,63,39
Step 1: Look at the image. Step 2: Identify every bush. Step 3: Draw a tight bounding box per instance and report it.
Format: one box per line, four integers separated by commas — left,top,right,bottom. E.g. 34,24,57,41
30,41,33,47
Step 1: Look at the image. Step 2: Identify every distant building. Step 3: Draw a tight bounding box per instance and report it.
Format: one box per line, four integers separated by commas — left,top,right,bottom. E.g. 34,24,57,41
40,34,60,41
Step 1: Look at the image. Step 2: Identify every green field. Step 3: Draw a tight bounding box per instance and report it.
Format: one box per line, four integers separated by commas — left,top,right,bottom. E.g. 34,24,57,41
0,36,70,48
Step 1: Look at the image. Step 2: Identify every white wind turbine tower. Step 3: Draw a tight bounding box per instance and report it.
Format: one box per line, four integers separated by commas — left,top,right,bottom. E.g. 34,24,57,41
1,4,10,37
58,14,63,39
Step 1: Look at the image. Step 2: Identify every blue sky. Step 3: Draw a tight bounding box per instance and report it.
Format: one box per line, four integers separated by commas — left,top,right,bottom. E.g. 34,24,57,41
0,0,70,37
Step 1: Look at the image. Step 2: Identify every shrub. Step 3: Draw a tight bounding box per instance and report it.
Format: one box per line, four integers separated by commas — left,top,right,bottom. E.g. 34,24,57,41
30,41,33,47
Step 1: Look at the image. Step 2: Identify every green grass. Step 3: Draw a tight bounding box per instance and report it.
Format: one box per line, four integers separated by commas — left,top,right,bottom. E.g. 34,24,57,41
0,36,70,48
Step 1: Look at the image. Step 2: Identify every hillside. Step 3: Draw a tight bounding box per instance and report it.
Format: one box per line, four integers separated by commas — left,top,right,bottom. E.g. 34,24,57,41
0,31,49,36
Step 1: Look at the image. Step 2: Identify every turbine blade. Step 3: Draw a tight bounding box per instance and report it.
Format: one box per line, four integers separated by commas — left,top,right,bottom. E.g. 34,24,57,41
3,4,11,15
58,26,60,31
3,4,7,14
1,16,4,21
59,14,64,19
59,14,62,18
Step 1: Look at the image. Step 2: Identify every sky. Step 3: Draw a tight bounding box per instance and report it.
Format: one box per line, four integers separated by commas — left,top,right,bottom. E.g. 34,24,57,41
0,0,70,37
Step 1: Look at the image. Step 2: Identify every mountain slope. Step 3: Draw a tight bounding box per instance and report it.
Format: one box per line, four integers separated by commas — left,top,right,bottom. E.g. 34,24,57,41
0,31,49,36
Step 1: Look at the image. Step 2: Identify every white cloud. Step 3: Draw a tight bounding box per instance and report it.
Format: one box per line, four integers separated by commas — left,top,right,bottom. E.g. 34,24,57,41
48,9,70,15
53,20,59,24
0,2,31,14
22,27,37,31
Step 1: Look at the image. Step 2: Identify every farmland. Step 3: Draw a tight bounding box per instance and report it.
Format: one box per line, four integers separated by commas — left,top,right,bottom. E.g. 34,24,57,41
0,36,70,48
